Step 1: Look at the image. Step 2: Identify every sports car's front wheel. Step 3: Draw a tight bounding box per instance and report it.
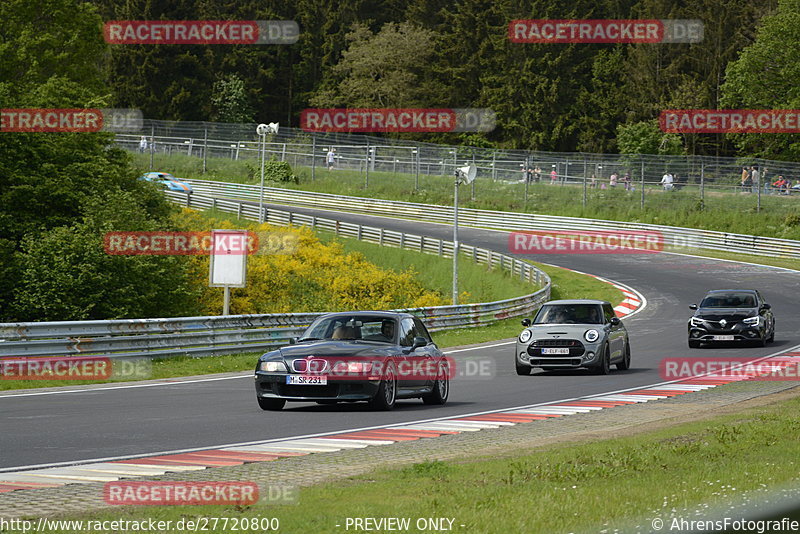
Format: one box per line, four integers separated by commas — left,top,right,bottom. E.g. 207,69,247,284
593,344,610,375
257,397,286,411
422,361,450,405
516,359,532,376
369,364,397,411
616,341,631,371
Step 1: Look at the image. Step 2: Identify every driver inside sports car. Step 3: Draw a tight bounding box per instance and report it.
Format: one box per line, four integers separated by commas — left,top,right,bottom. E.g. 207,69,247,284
363,319,395,342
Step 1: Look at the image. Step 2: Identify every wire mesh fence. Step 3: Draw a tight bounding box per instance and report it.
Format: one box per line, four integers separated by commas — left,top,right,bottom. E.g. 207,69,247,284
118,119,800,213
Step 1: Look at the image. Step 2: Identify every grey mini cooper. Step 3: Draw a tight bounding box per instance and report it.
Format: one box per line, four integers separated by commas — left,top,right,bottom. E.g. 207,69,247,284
515,299,630,375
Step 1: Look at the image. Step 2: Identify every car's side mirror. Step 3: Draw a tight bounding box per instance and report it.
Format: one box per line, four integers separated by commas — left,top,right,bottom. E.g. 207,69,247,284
289,337,298,345
689,304,697,310
412,336,428,350
610,317,621,326
521,318,531,327
761,303,771,310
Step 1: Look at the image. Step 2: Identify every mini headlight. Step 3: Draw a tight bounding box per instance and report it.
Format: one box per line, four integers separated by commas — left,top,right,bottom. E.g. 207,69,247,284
584,329,599,343
743,316,760,326
690,317,704,327
260,361,288,372
519,330,532,343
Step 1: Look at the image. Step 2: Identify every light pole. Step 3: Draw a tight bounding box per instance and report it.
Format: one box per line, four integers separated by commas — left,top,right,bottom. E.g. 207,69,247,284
256,123,279,223
452,165,476,305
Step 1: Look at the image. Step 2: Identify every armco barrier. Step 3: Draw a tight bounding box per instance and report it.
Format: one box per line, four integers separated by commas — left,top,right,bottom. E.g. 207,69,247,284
185,178,800,259
0,199,550,359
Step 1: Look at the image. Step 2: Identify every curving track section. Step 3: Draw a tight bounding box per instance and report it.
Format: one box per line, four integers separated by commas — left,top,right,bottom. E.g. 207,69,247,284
1,202,799,471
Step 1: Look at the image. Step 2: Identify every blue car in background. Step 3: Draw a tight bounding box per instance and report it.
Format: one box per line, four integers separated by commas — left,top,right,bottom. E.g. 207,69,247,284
138,171,193,194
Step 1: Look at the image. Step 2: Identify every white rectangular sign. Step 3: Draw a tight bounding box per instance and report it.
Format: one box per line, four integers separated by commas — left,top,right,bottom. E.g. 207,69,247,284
209,230,248,287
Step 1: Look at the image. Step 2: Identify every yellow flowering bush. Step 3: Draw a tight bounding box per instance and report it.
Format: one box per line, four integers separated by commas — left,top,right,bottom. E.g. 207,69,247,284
172,209,447,315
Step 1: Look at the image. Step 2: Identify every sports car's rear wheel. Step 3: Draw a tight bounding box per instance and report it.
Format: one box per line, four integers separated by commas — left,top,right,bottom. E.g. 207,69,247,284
422,360,449,405
257,397,286,411
593,344,610,375
369,364,397,411
616,341,631,371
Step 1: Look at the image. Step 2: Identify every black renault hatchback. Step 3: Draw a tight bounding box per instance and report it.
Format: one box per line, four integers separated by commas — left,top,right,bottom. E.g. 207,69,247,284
688,289,775,348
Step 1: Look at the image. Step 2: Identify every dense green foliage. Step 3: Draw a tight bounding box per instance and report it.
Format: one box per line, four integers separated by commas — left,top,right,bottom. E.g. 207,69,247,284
90,0,785,156
0,0,196,321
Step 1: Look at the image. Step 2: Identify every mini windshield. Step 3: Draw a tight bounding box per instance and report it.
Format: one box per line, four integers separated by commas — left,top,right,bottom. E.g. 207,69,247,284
700,293,756,308
301,316,397,343
533,304,603,324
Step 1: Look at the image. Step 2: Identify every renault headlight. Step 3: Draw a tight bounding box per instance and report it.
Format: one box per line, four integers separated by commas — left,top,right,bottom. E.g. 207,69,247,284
584,329,599,343
690,317,704,327
260,361,288,372
519,330,532,343
743,316,760,326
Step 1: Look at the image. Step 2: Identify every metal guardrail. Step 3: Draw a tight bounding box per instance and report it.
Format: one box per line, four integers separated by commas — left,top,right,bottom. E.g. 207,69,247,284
0,197,550,359
186,179,800,259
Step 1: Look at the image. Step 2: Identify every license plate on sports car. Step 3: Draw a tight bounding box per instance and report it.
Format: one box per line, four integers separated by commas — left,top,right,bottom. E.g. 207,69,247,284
286,375,327,385
712,335,735,341
541,348,570,355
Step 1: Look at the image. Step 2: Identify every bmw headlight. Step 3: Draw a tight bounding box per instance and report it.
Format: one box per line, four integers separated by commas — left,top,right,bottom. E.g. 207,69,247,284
690,317,704,327
259,361,288,372
584,329,599,343
743,316,761,326
519,330,532,343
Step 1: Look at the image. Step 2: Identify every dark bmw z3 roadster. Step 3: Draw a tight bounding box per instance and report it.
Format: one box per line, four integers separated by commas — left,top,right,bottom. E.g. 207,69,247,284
254,311,450,411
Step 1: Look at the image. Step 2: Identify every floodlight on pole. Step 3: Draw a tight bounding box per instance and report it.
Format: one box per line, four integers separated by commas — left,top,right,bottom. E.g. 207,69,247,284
452,165,476,305
257,123,279,223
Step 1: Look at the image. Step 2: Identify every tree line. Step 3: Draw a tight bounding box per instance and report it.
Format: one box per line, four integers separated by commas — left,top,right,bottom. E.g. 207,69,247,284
88,0,800,159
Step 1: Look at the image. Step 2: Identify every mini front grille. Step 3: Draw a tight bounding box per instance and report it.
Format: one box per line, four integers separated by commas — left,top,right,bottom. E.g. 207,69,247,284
528,339,585,357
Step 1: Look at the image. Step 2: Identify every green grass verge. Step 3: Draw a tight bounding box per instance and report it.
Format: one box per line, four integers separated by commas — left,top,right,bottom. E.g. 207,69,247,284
52,388,800,532
134,152,800,241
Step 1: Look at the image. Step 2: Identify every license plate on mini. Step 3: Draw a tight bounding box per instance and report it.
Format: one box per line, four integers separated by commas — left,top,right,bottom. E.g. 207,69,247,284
712,335,735,341
286,375,327,385
541,348,570,355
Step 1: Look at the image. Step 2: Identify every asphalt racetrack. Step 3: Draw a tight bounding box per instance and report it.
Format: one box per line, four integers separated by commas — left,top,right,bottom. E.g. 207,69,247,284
2,204,799,470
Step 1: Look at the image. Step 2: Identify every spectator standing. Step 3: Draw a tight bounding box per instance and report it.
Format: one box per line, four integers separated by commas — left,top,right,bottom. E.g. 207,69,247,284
590,174,597,188
622,172,631,191
750,166,760,193
326,148,336,170
534,166,542,182
661,172,674,191
609,172,618,188
550,168,558,185
139,136,148,153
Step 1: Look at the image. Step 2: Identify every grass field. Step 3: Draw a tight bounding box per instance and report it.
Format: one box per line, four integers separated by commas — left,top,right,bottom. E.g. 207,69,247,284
133,152,800,241
53,388,800,533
